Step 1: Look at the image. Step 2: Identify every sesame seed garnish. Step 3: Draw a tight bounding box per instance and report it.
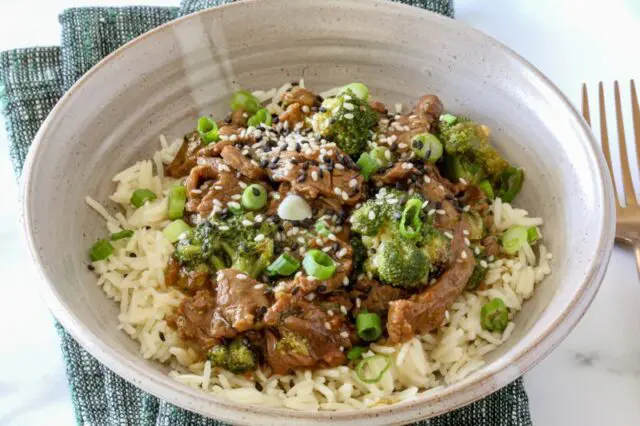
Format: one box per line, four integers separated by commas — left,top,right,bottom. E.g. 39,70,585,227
337,248,347,258
340,346,345,352
236,273,248,279
464,237,471,246
255,234,265,242
368,211,376,220
423,175,432,184
341,192,349,201
297,237,305,244
322,246,332,252
474,247,481,255
340,305,348,315
306,292,316,301
242,219,253,226
328,310,334,316
356,298,362,308
349,179,358,188
343,103,354,111
238,182,247,189
480,260,489,268
342,277,349,286
302,105,310,113
459,178,468,185
401,162,413,170
231,194,242,200
219,225,230,231
328,233,338,241
311,171,319,181
436,209,446,215
460,251,468,259
334,187,342,195
463,205,471,212
444,231,454,239
227,201,241,210
489,255,496,262
335,163,345,170
428,209,436,216
463,229,470,236
254,283,264,290
422,200,429,209
340,331,349,338
344,113,355,120
324,322,332,330
398,143,408,149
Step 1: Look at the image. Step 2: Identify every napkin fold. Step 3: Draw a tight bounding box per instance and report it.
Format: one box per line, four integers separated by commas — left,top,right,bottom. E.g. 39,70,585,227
0,1,532,424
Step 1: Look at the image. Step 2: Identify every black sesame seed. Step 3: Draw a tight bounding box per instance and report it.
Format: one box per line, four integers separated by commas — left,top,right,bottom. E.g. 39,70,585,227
224,117,232,124
129,253,137,258
295,143,302,152
259,159,268,168
318,284,327,293
144,226,151,230
290,158,299,165
159,332,165,341
255,382,263,392
297,174,306,183
318,168,324,178
290,243,298,251
272,115,280,124
302,161,310,170
435,201,443,209
291,81,299,86
319,107,327,113
316,95,324,102
87,264,95,271
292,286,300,295
390,142,399,151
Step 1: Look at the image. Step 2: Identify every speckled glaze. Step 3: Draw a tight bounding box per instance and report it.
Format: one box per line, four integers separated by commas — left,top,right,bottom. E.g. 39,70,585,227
21,0,615,424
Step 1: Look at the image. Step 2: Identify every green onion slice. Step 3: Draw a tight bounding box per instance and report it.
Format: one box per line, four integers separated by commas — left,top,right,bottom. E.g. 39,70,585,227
501,225,528,255
497,166,524,203
370,146,391,168
247,108,272,128
110,230,133,241
314,220,331,237
346,346,366,361
339,82,370,101
356,312,382,342
163,219,191,243
440,113,458,125
267,253,301,277
356,152,379,181
302,249,337,280
355,355,391,384
399,198,423,239
168,185,187,220
480,298,509,332
527,226,540,244
241,184,268,211
478,180,495,200
130,189,157,208
411,133,443,162
90,239,114,261
230,90,261,114
197,116,220,145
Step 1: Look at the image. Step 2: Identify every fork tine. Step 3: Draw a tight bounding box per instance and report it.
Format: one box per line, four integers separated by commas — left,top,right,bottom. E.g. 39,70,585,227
631,80,640,177
598,82,620,206
582,83,591,126
614,80,638,205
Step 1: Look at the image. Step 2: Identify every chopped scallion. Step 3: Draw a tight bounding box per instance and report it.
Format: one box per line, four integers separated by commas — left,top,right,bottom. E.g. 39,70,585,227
355,355,391,384
110,230,133,241
130,189,157,208
90,239,114,261
501,225,528,255
168,185,187,220
411,133,443,162
267,253,301,277
302,249,337,280
163,219,191,243
230,90,261,114
197,116,220,145
356,152,379,181
356,312,382,342
480,298,509,332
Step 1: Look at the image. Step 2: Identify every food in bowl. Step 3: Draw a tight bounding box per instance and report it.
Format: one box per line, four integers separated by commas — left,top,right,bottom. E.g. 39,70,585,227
85,81,552,411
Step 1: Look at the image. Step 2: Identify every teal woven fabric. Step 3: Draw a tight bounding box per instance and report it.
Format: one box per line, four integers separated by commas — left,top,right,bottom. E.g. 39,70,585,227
0,1,532,425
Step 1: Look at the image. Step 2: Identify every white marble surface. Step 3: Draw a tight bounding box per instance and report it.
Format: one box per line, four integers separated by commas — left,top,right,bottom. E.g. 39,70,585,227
0,0,639,425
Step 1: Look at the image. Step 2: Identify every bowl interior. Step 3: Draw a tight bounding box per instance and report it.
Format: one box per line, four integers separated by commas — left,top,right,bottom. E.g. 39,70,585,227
23,0,612,424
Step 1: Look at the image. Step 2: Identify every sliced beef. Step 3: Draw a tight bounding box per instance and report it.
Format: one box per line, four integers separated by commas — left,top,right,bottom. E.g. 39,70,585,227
386,223,476,343
267,148,365,207
263,293,351,374
165,131,205,178
350,278,408,317
220,145,267,180
482,235,500,258
415,94,444,122
282,87,318,108
210,269,271,339
230,109,248,127
279,103,305,127
370,100,388,115
167,288,218,349
184,158,248,216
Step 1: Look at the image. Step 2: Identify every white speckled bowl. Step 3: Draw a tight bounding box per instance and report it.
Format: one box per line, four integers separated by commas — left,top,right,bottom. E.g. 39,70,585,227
22,0,615,424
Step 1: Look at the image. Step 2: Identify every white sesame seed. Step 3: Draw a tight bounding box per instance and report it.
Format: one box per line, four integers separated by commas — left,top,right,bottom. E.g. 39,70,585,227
489,255,496,262
480,260,489,268
356,298,362,308
219,164,231,172
311,171,319,181
337,248,347,258
422,201,429,209
255,214,264,222
340,331,349,338
340,346,345,352
242,219,253,226
401,162,413,170
307,292,316,301
328,233,338,241
387,198,398,205
444,231,454,239
340,305,348,315
236,273,248,279
436,209,446,215
302,105,310,113
423,175,432,184
368,211,376,221
459,178,468,185
231,194,242,200
464,237,471,246
463,205,471,212
227,201,241,210
255,234,265,242
343,102,355,111
229,134,238,142
349,179,358,188
463,229,470,236
328,310,334,316
238,181,247,189
335,163,345,170
474,247,481,255
341,192,349,201
254,283,264,289
344,113,355,120
219,225,230,231
325,322,332,330
428,209,436,216
334,187,342,195
342,277,349,286
398,143,408,149
297,237,305,244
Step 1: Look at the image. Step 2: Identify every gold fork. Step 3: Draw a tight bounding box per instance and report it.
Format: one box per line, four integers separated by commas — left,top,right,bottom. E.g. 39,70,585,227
582,80,640,273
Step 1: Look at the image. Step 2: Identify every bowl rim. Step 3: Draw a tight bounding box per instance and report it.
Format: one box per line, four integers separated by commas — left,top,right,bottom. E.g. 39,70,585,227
21,0,616,423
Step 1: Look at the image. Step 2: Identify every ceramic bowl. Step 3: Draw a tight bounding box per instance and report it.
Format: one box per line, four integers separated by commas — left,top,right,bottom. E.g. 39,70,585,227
22,0,615,424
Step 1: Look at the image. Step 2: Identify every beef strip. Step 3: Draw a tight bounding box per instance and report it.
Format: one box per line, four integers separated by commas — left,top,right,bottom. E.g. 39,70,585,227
415,94,444,122
184,157,249,216
482,235,500,258
167,288,218,349
267,147,365,208
263,293,351,374
282,87,318,108
165,131,205,178
220,145,268,180
350,278,408,317
386,222,476,343
210,269,271,339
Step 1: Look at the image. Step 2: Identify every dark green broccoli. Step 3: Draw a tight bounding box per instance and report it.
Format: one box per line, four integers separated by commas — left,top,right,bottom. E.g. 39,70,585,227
350,189,451,288
462,211,485,241
442,154,487,185
311,89,379,157
208,338,257,373
173,212,276,278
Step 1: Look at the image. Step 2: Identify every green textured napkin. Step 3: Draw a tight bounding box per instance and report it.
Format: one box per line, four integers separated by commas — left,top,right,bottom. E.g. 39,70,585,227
0,1,532,425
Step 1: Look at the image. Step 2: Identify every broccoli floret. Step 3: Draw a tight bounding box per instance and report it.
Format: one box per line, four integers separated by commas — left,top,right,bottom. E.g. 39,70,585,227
442,154,487,185
439,118,509,179
275,329,310,357
351,189,445,288
208,338,257,373
462,211,485,241
173,212,276,278
311,89,379,157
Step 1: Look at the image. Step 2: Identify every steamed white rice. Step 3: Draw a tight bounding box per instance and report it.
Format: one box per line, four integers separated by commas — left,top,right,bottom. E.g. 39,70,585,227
87,112,552,412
